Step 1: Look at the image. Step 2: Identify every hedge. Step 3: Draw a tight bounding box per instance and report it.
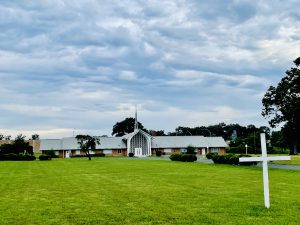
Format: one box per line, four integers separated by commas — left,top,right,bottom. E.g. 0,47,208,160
170,153,197,162
0,153,36,161
39,155,52,160
155,150,162,157
70,153,105,158
207,153,257,166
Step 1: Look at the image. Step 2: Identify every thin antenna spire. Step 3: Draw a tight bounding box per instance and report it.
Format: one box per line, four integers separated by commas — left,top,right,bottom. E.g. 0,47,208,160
134,105,138,130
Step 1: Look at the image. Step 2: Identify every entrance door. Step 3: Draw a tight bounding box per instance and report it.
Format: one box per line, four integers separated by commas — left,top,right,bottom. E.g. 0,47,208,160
65,150,70,158
135,148,142,157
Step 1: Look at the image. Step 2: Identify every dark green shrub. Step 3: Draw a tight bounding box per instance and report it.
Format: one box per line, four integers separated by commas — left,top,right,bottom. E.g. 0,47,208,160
181,154,197,162
206,152,218,159
156,150,162,157
209,153,257,166
70,153,105,158
0,153,36,161
211,153,239,165
170,153,197,162
39,155,52,160
47,150,58,158
186,145,196,154
170,152,182,161
22,154,36,161
0,144,14,155
0,153,17,160
129,152,134,157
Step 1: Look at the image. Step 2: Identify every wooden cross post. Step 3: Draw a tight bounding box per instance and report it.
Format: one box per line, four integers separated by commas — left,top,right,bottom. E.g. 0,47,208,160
239,133,291,208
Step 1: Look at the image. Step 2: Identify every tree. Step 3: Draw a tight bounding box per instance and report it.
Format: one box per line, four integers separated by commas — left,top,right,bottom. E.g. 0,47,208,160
186,145,196,154
0,134,4,140
75,135,100,160
262,57,300,154
112,117,146,137
5,135,11,140
149,130,166,136
31,134,39,140
14,134,30,155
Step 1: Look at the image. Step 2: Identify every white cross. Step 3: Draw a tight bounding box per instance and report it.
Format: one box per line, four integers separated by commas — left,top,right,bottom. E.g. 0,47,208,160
239,133,291,208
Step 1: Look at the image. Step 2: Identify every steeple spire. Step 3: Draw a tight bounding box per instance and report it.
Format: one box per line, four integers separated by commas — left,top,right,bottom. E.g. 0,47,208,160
134,105,138,130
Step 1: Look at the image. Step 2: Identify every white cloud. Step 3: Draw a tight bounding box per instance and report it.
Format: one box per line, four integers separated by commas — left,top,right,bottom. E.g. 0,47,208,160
118,70,138,80
0,0,297,138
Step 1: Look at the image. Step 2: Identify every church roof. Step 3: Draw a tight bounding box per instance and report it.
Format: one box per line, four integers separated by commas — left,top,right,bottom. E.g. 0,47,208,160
151,136,227,148
40,137,126,150
40,135,227,150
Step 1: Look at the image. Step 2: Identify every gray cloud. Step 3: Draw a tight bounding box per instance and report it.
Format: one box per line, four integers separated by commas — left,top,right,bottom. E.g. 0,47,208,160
0,0,299,138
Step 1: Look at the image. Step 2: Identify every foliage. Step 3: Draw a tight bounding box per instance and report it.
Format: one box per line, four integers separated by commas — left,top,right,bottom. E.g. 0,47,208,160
75,135,100,160
0,134,33,155
169,152,197,162
70,153,105,158
46,150,58,158
31,134,39,140
169,152,182,161
5,135,11,140
209,153,257,166
128,152,134,157
155,150,162,157
112,117,147,136
39,155,52,160
262,57,300,154
14,134,29,155
186,145,196,154
149,130,166,136
0,134,4,140
0,144,14,155
206,152,218,159
0,153,36,161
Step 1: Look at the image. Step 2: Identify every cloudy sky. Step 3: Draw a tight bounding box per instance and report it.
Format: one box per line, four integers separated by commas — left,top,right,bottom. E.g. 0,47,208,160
0,0,299,138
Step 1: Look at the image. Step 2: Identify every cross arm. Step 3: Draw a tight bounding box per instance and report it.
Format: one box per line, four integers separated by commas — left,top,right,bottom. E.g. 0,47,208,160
239,157,263,162
267,156,291,161
239,156,291,163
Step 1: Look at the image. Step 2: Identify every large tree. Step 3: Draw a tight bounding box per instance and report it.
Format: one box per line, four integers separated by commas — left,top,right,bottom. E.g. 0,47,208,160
112,117,146,137
262,57,300,154
75,135,100,160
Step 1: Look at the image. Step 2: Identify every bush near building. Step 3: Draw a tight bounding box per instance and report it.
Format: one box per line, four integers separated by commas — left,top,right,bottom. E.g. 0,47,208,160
155,150,162,157
0,153,36,161
170,152,197,162
39,155,52,160
207,153,257,166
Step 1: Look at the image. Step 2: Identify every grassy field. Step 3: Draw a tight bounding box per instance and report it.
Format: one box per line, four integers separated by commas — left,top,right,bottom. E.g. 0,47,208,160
0,158,299,225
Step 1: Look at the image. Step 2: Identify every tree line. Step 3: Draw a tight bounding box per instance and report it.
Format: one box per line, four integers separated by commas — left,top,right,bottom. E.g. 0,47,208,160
0,134,39,156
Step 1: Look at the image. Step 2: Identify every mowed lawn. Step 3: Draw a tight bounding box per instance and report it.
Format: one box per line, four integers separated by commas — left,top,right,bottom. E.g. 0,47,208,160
0,158,299,225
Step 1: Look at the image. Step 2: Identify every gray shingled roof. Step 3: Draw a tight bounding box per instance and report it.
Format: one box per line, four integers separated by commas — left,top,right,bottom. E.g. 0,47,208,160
40,137,126,150
152,136,227,148
40,135,227,151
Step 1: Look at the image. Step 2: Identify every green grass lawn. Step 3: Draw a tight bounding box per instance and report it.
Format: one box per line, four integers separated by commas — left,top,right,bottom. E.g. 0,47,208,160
0,158,299,225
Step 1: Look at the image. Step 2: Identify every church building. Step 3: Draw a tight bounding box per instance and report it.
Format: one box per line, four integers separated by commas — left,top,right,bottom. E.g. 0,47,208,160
40,113,227,158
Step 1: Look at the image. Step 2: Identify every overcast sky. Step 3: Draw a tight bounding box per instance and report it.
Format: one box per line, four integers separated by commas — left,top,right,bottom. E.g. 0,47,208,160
0,0,299,139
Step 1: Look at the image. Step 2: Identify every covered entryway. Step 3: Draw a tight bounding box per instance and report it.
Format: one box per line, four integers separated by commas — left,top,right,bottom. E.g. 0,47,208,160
126,130,152,157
